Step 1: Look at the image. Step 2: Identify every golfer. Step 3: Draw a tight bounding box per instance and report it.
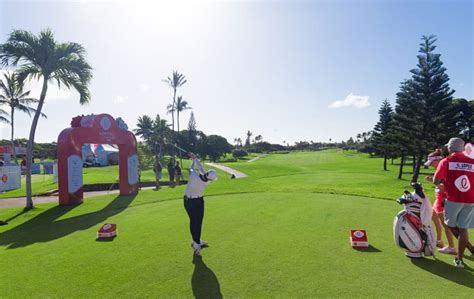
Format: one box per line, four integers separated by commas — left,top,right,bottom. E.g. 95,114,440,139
434,137,474,268
184,152,217,256
425,149,456,254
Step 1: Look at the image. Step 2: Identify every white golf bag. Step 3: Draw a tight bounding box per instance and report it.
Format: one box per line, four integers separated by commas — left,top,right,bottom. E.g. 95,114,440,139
393,183,436,258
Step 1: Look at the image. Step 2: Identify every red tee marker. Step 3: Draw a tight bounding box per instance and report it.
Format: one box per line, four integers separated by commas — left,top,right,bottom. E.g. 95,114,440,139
97,223,117,239
350,229,369,248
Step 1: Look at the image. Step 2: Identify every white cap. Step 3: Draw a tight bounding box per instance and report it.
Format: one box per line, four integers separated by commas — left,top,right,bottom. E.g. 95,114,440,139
206,170,218,181
424,155,443,167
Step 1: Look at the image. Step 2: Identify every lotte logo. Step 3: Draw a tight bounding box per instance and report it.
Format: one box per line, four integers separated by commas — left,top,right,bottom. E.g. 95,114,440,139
454,175,471,192
1,175,8,183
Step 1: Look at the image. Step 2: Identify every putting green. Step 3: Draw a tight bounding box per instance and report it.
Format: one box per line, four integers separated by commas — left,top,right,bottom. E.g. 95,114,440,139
1,150,473,297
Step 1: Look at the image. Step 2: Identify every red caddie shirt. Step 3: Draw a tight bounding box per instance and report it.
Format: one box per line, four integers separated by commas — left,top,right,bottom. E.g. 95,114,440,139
434,152,474,203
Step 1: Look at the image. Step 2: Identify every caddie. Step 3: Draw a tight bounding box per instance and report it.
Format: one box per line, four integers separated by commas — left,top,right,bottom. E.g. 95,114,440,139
434,137,474,268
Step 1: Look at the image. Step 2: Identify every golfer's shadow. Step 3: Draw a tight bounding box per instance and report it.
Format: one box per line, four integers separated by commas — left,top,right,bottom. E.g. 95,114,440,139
0,194,136,249
192,255,222,299
411,258,474,288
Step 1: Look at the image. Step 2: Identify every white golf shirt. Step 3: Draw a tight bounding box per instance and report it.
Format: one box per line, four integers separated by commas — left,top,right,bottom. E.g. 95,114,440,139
184,159,209,198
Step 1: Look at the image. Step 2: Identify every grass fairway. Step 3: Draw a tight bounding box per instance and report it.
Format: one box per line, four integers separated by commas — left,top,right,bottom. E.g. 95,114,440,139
1,150,473,297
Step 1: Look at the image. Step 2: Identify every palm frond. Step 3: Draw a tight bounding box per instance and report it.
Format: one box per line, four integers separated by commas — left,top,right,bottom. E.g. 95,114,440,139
0,30,38,67
16,65,42,83
0,109,10,123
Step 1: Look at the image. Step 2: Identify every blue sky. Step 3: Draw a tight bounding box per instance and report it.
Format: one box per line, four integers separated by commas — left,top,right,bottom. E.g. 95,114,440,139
0,0,472,144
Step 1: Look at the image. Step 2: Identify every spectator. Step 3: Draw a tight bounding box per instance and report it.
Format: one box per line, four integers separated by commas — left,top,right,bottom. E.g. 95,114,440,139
153,156,162,190
175,161,182,186
167,157,176,188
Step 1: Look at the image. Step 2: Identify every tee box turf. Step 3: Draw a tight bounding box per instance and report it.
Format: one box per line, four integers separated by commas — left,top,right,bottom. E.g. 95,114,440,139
350,229,369,248
97,223,117,239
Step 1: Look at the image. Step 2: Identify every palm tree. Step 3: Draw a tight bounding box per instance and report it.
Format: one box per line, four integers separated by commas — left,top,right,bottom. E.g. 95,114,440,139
162,70,187,134
0,72,46,163
175,96,191,135
0,29,93,209
134,115,154,142
174,96,191,165
245,130,253,148
153,114,172,159
135,114,171,159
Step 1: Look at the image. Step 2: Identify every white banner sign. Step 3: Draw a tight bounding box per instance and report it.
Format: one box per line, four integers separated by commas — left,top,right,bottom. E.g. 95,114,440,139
67,155,83,193
127,154,139,185
0,166,21,192
53,163,58,183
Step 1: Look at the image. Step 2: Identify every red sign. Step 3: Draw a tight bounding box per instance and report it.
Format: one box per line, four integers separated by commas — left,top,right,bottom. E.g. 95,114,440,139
97,223,117,239
350,229,369,248
1,175,8,183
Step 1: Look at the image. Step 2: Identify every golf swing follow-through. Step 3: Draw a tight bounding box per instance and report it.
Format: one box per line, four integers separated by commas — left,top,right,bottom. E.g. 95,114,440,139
183,152,218,256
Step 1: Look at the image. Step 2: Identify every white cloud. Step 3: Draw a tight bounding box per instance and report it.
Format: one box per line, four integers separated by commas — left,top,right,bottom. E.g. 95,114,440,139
138,83,150,92
329,93,370,109
114,95,128,103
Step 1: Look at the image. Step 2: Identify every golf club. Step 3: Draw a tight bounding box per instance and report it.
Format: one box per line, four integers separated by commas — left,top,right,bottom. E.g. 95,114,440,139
172,143,188,154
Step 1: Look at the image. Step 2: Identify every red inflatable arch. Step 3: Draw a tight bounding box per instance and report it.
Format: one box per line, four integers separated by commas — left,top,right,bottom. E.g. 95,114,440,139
57,114,138,205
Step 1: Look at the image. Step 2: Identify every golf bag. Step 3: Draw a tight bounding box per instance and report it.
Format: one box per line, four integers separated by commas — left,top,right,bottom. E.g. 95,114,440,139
393,183,436,258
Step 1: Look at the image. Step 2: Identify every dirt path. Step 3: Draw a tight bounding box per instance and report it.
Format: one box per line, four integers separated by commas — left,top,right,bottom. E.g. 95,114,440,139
248,154,267,162
0,187,156,209
205,163,248,178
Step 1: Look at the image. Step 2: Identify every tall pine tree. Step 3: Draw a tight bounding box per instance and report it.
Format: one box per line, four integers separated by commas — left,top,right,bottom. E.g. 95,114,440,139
186,111,198,153
388,79,419,179
408,35,456,182
372,99,393,170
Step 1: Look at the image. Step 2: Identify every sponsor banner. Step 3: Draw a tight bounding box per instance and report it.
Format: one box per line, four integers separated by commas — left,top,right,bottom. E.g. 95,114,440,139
31,163,41,174
0,166,21,192
53,163,58,183
14,147,27,155
43,162,54,174
67,155,83,193
128,154,139,185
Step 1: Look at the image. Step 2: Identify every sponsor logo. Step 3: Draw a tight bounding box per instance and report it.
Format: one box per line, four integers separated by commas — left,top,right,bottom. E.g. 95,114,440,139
99,131,116,142
354,230,365,238
454,175,471,192
100,117,111,131
1,175,8,183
